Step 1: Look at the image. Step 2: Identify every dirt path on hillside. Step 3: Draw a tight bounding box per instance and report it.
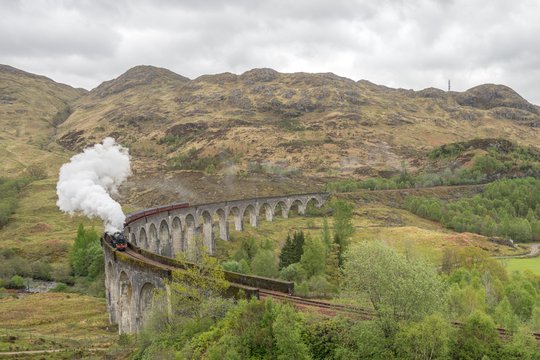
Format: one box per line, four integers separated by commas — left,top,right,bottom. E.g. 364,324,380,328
495,243,539,259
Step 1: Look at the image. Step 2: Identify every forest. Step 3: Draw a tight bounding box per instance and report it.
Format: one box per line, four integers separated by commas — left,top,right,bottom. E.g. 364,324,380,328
405,178,540,242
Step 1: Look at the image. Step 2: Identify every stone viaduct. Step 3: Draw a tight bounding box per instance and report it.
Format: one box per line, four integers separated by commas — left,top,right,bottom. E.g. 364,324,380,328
122,192,329,260
104,192,329,333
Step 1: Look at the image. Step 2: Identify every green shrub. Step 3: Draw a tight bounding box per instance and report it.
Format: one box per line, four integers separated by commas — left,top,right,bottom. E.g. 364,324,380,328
279,263,307,283
222,260,244,274
51,282,69,292
9,275,25,289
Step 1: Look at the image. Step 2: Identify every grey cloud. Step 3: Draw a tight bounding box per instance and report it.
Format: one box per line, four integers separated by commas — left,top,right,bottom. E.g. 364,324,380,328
0,0,539,104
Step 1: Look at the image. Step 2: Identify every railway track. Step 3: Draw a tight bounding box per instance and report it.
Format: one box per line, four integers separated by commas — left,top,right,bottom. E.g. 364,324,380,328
259,289,374,319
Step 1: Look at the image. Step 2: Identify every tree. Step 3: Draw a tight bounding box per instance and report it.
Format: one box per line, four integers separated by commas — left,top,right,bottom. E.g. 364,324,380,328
332,200,354,266
505,277,536,321
280,263,307,283
493,297,518,333
454,310,500,360
169,246,230,318
342,241,445,324
325,242,341,286
279,231,305,269
394,313,453,360
279,233,296,269
335,320,395,359
499,327,540,360
300,236,326,278
251,249,279,278
332,200,354,246
273,305,311,360
235,237,258,262
321,217,331,248
69,224,102,279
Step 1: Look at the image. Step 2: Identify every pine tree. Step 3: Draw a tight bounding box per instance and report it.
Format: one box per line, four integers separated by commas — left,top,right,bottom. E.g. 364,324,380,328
292,231,305,262
278,231,305,269
325,242,340,285
300,236,326,278
279,234,295,269
332,200,354,265
321,217,331,249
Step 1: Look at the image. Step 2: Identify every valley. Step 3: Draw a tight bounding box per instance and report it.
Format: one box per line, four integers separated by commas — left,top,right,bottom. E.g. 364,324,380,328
1,64,540,358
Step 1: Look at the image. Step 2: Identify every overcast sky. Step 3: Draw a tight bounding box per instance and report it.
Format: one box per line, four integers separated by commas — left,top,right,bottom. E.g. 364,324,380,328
1,0,539,104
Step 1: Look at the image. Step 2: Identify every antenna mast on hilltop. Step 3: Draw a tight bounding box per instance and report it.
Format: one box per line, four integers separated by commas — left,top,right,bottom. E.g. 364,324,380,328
448,79,451,91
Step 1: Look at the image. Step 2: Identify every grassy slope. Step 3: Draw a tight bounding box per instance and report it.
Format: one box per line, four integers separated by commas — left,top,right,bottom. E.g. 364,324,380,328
216,202,522,266
504,257,540,275
0,292,113,352
0,178,100,264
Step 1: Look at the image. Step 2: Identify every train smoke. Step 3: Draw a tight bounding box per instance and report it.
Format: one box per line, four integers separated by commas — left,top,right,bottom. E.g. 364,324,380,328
56,137,131,234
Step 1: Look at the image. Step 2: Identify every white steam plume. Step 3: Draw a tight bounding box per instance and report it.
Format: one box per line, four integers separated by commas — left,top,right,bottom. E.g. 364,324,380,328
56,137,131,234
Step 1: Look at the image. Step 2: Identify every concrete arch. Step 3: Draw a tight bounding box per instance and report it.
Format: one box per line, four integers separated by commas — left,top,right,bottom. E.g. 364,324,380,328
216,208,229,241
304,197,322,215
130,233,137,246
259,203,274,222
184,214,197,260
149,223,159,254
139,228,148,250
171,217,183,255
138,282,156,331
159,220,172,257
230,206,243,231
118,271,133,334
289,199,305,216
200,210,214,255
243,204,258,227
275,201,289,218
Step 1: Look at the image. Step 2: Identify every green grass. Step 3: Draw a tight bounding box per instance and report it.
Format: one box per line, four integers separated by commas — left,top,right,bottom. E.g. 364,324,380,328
503,256,540,275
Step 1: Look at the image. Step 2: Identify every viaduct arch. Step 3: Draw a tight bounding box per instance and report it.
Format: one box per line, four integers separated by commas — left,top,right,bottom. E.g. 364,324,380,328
123,192,328,260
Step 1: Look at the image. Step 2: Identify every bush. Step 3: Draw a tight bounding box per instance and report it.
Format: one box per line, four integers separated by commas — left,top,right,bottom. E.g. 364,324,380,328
8,275,25,289
306,275,337,298
222,260,244,274
69,224,103,279
51,282,69,292
279,263,307,283
251,250,278,278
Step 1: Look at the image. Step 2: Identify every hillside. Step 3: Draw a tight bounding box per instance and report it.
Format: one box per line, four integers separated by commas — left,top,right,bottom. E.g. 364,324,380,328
0,64,86,176
53,66,540,186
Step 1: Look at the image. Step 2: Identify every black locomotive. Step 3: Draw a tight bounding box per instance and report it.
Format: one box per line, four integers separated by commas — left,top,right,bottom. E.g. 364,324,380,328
104,232,127,251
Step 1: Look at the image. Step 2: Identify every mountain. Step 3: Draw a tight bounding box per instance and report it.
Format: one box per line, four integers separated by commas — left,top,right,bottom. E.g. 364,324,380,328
2,64,540,185
53,66,540,181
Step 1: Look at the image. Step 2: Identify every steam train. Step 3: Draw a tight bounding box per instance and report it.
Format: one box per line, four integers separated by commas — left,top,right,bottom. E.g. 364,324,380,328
105,202,190,251
104,232,127,251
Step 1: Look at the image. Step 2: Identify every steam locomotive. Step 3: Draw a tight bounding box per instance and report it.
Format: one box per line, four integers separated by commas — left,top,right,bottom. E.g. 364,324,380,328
104,232,127,251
